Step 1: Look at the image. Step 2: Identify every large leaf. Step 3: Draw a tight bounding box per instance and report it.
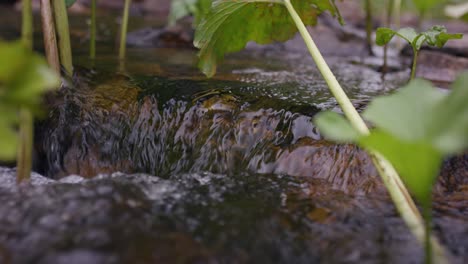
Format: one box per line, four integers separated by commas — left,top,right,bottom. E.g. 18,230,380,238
359,130,442,203
0,42,60,111
363,74,468,154
194,0,342,77
362,79,446,142
314,73,468,204
428,73,468,153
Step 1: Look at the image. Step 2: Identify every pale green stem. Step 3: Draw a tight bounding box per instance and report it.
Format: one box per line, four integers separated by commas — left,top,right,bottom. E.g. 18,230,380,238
52,0,73,76
411,49,418,80
282,0,447,262
21,0,32,50
16,109,33,184
40,0,60,74
283,0,368,134
423,198,433,264
393,0,402,48
364,0,373,55
17,0,34,184
383,0,394,75
119,0,131,60
90,0,97,60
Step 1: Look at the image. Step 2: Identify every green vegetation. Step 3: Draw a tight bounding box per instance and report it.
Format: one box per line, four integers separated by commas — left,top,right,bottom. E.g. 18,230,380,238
119,0,132,61
192,0,468,262
0,42,60,179
376,26,462,79
90,0,97,60
40,0,60,74
194,0,342,77
0,0,466,259
364,0,373,55
52,0,73,76
315,73,468,264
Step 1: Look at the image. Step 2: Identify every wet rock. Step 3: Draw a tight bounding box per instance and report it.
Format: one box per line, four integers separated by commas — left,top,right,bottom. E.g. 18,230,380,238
0,167,54,188
0,171,467,264
416,50,468,88
0,172,216,264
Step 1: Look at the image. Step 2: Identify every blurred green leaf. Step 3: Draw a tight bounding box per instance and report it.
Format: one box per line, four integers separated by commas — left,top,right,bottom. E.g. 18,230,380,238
194,0,343,77
362,79,446,142
359,130,442,203
314,73,468,205
0,41,60,160
313,111,360,143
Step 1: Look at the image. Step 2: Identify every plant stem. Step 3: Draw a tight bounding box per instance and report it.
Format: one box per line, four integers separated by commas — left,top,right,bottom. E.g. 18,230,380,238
364,0,373,56
40,0,60,74
16,109,33,184
394,0,401,48
282,1,447,262
382,0,394,75
423,198,433,264
52,0,73,76
17,0,34,184
119,0,131,61
283,0,368,134
411,49,418,80
90,0,97,60
21,0,32,50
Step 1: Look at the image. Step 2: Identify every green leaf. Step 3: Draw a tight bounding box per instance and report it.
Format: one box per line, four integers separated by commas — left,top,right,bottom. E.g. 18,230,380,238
422,26,463,48
7,57,60,107
363,74,468,154
375,28,397,46
315,73,468,205
375,26,463,51
194,0,342,77
362,79,446,142
359,130,442,203
65,0,77,8
429,73,468,153
313,111,360,143
0,41,30,82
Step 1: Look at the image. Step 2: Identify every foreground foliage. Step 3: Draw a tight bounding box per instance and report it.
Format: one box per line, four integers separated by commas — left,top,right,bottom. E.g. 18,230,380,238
315,73,468,263
194,0,342,77
0,41,60,160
